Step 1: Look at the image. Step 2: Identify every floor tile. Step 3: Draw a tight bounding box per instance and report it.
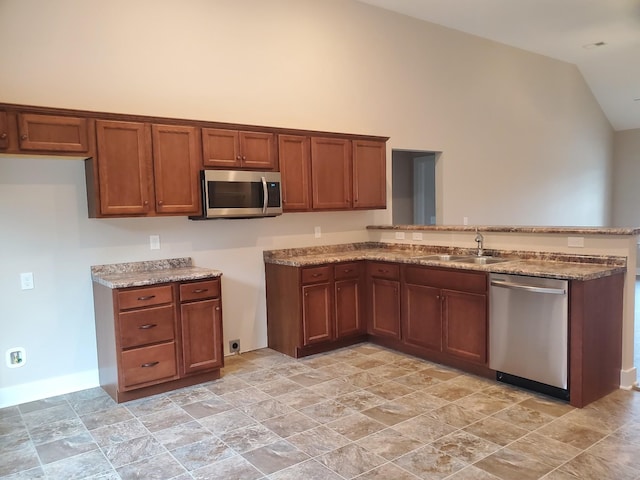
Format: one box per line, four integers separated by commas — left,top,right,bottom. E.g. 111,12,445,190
242,439,309,474
354,462,421,479
269,458,344,480
474,447,554,480
260,411,319,438
394,444,468,480
218,423,281,454
179,396,233,418
102,434,165,468
171,436,235,471
287,425,350,456
462,416,529,446
34,431,98,464
327,412,387,441
42,449,114,479
116,451,187,480
319,443,386,479
356,427,423,460
431,430,501,463
152,420,215,450
555,451,640,480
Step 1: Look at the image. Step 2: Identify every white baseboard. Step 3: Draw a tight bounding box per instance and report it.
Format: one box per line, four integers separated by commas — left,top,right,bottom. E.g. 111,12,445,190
620,366,637,390
0,370,100,409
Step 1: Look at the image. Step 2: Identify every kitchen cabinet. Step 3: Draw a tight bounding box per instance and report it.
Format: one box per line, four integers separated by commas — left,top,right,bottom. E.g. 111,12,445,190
278,134,312,211
92,277,223,403
179,279,224,375
352,140,386,209
202,128,277,170
0,110,8,150
88,120,201,217
16,112,91,154
265,261,366,358
402,265,488,365
367,262,401,339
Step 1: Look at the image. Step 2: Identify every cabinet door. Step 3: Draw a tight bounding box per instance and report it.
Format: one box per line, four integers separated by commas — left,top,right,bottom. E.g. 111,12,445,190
17,113,90,153
403,283,442,352
180,298,223,375
352,140,386,209
240,131,277,170
0,110,8,150
302,283,333,345
96,120,153,215
442,290,487,364
311,137,352,209
369,278,401,339
202,128,240,168
151,124,201,215
278,134,311,211
335,278,364,338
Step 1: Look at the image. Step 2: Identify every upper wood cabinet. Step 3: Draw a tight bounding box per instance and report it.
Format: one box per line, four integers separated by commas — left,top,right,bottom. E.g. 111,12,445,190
278,134,311,212
0,110,8,150
94,120,153,216
89,121,201,217
17,113,91,154
311,137,352,210
352,140,386,209
202,128,277,170
151,125,201,215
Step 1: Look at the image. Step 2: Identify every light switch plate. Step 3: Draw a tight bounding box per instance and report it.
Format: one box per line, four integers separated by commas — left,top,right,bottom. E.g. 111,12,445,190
20,272,34,290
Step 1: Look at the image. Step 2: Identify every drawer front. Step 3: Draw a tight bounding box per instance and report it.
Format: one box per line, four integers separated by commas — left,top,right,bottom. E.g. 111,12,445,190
301,265,331,284
334,262,361,280
121,342,177,388
119,304,175,349
367,262,400,280
180,279,220,302
404,266,487,293
118,285,173,310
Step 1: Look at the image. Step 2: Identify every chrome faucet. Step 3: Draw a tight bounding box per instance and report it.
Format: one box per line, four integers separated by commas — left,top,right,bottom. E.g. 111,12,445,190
474,229,484,257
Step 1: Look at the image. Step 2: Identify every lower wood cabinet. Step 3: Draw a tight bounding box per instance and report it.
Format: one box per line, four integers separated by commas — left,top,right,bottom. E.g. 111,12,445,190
92,277,223,402
265,261,366,358
367,262,401,339
402,265,488,366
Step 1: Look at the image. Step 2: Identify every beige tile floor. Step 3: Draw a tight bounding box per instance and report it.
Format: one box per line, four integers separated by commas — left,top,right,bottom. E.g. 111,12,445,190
1,343,640,480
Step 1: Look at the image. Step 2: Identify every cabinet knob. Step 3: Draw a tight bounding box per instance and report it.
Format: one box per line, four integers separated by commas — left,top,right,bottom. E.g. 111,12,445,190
215,306,221,311
20,134,27,141
242,156,246,160
158,200,163,205
236,155,242,160
0,132,7,140
337,287,341,292
143,200,149,206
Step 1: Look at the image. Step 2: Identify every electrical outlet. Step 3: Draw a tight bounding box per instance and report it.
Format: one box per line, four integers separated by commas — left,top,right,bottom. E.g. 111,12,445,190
412,232,423,241
6,348,26,368
395,231,405,240
314,226,321,238
567,236,584,248
149,235,160,250
20,272,34,290
229,339,240,354
463,217,469,225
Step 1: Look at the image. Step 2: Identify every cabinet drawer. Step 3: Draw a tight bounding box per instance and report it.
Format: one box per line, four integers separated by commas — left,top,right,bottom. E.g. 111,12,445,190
180,279,220,302
121,342,177,388
117,285,173,310
367,262,399,280
404,266,487,293
118,304,175,349
301,265,331,284
334,262,361,280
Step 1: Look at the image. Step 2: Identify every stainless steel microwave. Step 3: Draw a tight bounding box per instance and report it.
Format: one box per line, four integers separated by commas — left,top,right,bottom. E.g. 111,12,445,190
190,170,283,219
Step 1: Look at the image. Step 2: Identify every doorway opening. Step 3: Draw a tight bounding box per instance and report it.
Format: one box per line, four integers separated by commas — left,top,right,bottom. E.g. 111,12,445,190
391,149,439,225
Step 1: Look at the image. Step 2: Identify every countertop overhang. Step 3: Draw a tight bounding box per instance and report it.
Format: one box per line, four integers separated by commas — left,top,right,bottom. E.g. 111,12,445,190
91,258,222,289
263,243,626,281
366,225,640,235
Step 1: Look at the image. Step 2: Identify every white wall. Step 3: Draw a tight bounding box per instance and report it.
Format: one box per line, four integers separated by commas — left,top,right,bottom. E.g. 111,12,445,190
612,129,640,227
0,0,615,406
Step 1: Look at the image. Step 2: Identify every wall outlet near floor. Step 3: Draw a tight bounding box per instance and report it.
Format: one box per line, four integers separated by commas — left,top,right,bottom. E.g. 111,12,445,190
229,339,241,354
6,348,26,368
20,272,34,290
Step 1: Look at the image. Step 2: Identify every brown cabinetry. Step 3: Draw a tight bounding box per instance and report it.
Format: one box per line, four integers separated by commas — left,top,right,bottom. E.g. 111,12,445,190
265,261,365,358
311,137,352,209
278,134,311,211
88,121,201,217
0,110,9,150
92,277,223,403
402,265,488,365
352,140,386,209
17,113,91,153
179,279,223,375
367,262,401,339
202,128,277,170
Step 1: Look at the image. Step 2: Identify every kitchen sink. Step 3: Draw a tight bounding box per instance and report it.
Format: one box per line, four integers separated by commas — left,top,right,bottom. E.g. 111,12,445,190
414,254,470,261
452,256,512,265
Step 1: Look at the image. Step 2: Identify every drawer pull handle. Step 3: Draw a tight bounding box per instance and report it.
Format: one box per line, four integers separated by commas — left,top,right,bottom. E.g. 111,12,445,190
193,288,208,293
312,273,322,277
139,323,157,330
378,269,388,273
141,361,159,368
137,295,156,301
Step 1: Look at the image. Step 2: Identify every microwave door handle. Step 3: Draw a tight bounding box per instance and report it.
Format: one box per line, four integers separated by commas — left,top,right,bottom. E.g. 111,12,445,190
261,176,268,214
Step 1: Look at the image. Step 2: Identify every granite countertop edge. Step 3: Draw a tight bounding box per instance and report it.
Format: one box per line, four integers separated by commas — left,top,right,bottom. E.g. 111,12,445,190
263,243,627,281
366,225,640,235
91,257,223,289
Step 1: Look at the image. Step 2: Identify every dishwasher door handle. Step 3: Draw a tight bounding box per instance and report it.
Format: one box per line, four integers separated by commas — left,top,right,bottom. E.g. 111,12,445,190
490,279,566,295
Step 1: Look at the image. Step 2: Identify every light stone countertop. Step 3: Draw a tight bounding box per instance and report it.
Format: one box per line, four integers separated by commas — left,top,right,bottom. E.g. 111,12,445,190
263,243,626,281
91,258,222,289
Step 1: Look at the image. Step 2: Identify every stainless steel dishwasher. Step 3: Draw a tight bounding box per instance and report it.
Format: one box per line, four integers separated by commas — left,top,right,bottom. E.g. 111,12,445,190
489,273,569,400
